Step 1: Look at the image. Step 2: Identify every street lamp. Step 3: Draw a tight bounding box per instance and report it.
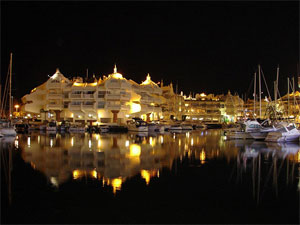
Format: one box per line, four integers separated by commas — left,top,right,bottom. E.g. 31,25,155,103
14,104,20,112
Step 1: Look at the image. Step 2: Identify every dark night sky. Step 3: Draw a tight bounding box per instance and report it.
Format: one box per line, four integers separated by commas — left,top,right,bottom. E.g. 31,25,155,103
1,1,299,100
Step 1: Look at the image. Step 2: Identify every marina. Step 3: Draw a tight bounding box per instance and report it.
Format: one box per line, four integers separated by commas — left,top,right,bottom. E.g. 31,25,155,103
1,1,299,224
1,129,300,223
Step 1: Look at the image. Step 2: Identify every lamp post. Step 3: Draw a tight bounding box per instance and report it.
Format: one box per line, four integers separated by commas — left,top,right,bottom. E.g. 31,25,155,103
14,104,20,118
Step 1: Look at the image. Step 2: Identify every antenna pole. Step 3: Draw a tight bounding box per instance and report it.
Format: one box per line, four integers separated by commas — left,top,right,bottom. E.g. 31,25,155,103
9,53,12,120
254,72,256,118
258,65,262,118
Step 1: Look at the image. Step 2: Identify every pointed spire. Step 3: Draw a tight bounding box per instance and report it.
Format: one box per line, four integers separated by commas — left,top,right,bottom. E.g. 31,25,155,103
56,68,60,73
114,64,117,73
146,73,151,81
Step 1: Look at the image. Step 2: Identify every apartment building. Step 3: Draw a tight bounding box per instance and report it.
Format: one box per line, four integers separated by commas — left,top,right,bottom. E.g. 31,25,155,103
21,66,166,124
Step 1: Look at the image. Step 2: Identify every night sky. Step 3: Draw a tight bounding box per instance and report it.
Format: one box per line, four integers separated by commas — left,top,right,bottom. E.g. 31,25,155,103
1,1,299,100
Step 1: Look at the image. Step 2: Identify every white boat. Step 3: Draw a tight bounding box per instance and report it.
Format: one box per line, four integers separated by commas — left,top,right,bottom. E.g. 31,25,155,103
127,118,148,132
265,124,300,142
0,120,17,136
68,124,86,133
148,123,165,132
169,124,182,131
225,120,261,140
180,125,193,130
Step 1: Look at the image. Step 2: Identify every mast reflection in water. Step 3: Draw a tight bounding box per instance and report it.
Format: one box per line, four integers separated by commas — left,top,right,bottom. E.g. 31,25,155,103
2,130,299,224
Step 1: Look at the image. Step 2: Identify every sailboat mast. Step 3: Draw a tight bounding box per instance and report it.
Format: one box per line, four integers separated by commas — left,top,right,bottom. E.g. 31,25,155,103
254,72,256,118
258,65,262,118
9,53,12,120
287,77,290,120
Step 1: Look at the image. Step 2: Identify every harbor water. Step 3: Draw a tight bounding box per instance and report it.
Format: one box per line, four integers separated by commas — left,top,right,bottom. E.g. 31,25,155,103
1,130,299,224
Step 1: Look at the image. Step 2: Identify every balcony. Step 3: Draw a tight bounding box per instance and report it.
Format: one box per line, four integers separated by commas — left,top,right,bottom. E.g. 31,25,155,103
83,94,95,99
46,104,63,110
69,104,81,110
106,94,121,100
70,94,82,99
46,93,63,100
106,103,121,111
82,103,95,109
120,94,131,101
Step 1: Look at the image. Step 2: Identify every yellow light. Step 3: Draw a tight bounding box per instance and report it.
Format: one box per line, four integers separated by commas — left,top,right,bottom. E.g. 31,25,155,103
73,170,81,179
14,104,20,109
71,137,74,147
31,88,37,93
179,139,181,146
160,136,163,144
130,102,141,113
89,82,97,86
111,178,122,194
38,135,40,144
200,93,206,97
91,170,97,179
200,149,206,163
191,138,194,146
297,150,300,163
27,137,31,147
71,113,74,118
14,140,19,148
125,140,129,147
111,73,123,79
50,139,53,148
129,144,141,157
141,170,151,185
88,140,92,149
149,137,155,146
73,82,85,87
97,139,101,149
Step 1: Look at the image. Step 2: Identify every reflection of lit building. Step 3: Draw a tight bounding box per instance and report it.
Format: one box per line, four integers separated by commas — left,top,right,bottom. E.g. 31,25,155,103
20,133,178,192
21,66,165,124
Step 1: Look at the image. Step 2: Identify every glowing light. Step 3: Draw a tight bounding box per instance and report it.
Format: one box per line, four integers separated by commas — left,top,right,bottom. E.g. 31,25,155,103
297,150,300,163
71,113,74,118
130,102,141,113
71,137,74,147
91,170,97,179
160,136,163,144
125,114,130,118
97,139,101,149
50,139,53,148
89,140,92,149
73,82,85,87
27,137,31,147
14,140,19,148
125,140,129,147
129,144,141,157
111,178,122,194
50,177,59,187
141,170,151,185
38,135,40,144
178,139,181,146
200,149,206,163
73,170,81,179
200,93,206,97
149,137,155,146
191,138,194,146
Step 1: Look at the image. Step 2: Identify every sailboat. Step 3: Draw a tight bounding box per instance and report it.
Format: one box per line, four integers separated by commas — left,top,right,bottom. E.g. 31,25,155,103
0,53,17,136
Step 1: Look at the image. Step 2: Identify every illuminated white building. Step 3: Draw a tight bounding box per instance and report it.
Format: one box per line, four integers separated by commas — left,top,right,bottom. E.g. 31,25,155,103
21,66,165,124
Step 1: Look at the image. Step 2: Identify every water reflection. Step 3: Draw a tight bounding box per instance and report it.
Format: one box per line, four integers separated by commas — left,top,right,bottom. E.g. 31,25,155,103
15,130,299,198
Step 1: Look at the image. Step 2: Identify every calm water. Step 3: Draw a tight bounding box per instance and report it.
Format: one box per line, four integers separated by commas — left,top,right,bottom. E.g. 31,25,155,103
1,130,299,224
